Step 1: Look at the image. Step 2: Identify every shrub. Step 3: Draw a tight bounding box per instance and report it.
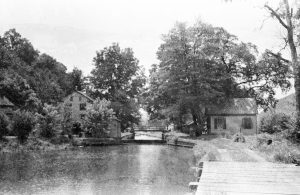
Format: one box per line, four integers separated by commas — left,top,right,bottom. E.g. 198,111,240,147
12,110,35,143
84,98,115,138
71,122,82,135
36,104,60,139
61,103,73,135
50,135,70,145
0,112,9,138
260,113,293,134
249,133,300,163
232,133,245,143
273,150,297,164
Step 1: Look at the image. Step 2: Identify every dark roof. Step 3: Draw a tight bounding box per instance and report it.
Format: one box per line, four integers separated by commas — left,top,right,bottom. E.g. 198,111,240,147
75,90,94,102
0,96,14,107
206,98,257,115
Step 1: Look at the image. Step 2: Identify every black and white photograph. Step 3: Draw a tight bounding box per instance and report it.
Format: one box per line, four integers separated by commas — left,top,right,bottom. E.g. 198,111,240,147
0,0,300,194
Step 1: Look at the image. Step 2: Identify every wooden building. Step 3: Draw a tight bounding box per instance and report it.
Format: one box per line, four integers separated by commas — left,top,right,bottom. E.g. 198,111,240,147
62,90,121,138
63,90,94,122
206,98,257,135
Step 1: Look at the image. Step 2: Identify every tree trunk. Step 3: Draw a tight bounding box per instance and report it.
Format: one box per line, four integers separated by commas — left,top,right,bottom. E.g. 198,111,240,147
266,0,300,129
283,0,300,122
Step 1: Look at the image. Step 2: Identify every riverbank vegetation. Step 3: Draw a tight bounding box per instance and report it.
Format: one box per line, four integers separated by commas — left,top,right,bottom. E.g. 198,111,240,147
1,1,300,159
142,20,292,136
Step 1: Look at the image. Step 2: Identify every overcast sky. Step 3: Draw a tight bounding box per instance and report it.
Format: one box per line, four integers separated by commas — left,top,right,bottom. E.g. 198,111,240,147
1,0,287,73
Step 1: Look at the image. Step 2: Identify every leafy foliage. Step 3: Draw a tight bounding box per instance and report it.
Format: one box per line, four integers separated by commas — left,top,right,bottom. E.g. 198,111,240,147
0,29,75,107
12,110,35,143
264,1,300,135
0,112,9,138
90,43,146,130
84,98,115,138
71,122,82,135
61,103,73,135
36,104,60,138
69,67,85,91
144,21,291,133
260,113,294,134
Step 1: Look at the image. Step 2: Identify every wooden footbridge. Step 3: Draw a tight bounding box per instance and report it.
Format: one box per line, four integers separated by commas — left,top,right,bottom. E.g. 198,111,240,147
123,125,168,144
191,161,300,195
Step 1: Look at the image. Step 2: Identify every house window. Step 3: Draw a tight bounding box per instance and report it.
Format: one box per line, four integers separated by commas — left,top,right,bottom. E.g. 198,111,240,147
214,117,226,129
242,117,253,129
70,96,73,101
79,103,86,110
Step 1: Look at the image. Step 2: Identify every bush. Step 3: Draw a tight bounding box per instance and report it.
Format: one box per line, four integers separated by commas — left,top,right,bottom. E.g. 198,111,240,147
50,135,70,145
249,133,300,163
12,110,35,143
84,98,115,138
260,113,293,134
232,133,245,143
36,104,60,139
0,112,10,138
61,103,73,135
71,122,82,135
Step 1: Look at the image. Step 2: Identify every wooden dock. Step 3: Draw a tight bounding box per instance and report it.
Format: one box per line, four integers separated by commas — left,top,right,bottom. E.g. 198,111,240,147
195,161,300,195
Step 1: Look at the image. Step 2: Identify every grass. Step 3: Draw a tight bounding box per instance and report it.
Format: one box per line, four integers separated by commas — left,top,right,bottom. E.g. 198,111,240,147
246,132,300,164
0,136,72,153
193,141,220,163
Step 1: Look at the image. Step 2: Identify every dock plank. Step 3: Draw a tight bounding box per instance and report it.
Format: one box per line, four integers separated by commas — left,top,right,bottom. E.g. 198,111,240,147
196,162,300,195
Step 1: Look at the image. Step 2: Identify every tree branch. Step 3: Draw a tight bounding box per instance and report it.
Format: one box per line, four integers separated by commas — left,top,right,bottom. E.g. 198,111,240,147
266,50,290,63
235,79,261,87
277,37,289,53
265,5,288,29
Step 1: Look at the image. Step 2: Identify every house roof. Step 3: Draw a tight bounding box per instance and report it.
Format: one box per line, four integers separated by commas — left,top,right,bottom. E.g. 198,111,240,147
206,98,257,115
74,90,94,102
0,96,14,107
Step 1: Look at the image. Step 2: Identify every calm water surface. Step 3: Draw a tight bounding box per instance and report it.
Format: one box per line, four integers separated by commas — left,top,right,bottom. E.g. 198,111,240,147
0,145,196,195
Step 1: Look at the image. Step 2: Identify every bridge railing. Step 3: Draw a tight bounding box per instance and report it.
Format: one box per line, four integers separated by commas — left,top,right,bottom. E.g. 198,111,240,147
134,125,167,131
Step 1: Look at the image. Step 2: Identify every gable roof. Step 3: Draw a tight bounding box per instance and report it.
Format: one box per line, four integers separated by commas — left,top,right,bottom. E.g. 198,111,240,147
0,96,14,107
75,90,94,102
206,98,257,115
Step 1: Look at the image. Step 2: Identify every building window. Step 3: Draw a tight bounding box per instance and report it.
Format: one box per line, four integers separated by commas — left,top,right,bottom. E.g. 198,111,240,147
79,103,86,110
70,96,73,101
242,117,253,129
214,117,226,129
80,114,85,119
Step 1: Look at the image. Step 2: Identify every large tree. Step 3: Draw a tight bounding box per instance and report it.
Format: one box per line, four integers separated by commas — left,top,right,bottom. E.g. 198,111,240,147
90,43,146,130
68,67,85,91
145,21,291,133
264,0,300,128
0,29,77,106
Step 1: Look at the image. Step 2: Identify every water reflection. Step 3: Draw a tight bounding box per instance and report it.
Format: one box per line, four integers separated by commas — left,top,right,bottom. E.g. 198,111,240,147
0,145,195,195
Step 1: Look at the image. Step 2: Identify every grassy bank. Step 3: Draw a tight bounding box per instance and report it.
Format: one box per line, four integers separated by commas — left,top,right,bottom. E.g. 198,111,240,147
166,130,300,164
246,133,300,163
0,136,73,153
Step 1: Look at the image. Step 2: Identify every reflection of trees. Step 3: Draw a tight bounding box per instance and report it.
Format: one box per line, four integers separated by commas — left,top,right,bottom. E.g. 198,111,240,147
0,146,196,194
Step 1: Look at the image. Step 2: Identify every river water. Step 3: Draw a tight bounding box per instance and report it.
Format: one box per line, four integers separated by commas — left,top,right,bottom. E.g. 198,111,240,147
0,145,196,195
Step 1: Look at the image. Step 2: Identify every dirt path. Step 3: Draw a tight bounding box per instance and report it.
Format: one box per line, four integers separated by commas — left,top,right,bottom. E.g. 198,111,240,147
197,138,267,162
